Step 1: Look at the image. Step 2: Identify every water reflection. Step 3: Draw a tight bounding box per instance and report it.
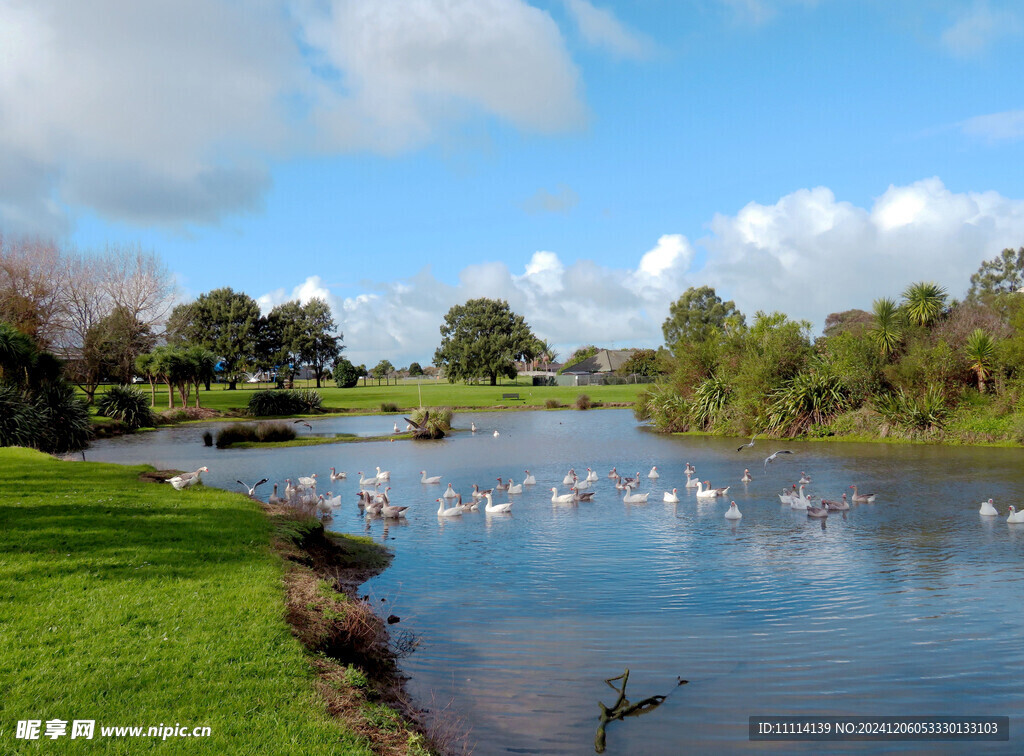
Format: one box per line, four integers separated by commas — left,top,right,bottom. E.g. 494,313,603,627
88,410,1024,754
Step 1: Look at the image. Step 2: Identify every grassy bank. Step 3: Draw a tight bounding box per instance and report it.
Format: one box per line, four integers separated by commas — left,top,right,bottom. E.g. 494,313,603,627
94,378,645,415
0,448,428,754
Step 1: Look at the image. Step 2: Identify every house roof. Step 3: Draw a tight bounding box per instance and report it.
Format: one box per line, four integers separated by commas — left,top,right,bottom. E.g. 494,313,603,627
564,349,635,374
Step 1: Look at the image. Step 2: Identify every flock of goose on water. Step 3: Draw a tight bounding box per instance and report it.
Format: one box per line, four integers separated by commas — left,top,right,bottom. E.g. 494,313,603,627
166,432,1023,524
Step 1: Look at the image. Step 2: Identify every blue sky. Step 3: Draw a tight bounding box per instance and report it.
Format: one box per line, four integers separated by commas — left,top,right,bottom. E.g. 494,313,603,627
3,0,1024,366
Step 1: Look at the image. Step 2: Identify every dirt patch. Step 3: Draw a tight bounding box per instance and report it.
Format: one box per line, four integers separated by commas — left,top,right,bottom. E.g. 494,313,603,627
137,469,182,484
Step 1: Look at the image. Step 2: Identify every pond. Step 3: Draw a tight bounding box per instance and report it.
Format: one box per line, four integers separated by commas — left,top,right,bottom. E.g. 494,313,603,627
87,409,1024,754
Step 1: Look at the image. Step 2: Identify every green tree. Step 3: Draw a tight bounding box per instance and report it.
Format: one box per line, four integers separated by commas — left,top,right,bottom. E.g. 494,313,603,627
901,281,948,328
408,361,424,376
0,321,34,386
619,349,660,377
167,288,262,390
265,301,305,388
333,356,360,388
433,298,539,385
869,298,903,359
964,329,997,392
94,305,155,385
371,359,395,386
298,298,343,388
968,247,1024,303
662,286,744,351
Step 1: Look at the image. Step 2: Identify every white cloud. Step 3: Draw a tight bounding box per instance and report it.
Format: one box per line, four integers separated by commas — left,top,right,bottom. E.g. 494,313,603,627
959,109,1024,143
0,0,585,234
256,178,1024,368
701,178,1024,328
941,2,1020,57
562,0,653,59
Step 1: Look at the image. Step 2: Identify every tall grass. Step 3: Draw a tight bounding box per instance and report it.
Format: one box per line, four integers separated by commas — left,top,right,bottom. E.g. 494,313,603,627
216,421,297,447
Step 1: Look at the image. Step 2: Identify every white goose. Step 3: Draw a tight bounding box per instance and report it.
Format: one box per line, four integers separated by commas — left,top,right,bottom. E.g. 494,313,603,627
471,422,477,433
268,484,284,506
663,488,679,503
685,472,700,489
695,480,729,499
725,501,742,520
375,466,391,481
484,493,512,513
572,477,592,490
550,487,576,504
168,467,208,490
586,468,599,482
623,486,649,504
790,484,812,510
648,466,660,479
298,473,317,487
493,430,499,438
323,491,342,508
442,483,459,499
507,479,523,495
741,469,752,483
1008,505,1024,524
421,470,443,484
284,478,296,499
799,472,812,485
436,498,462,517
523,470,536,485
979,498,998,516
684,462,696,477
357,471,379,487
608,467,620,480
329,467,346,482
563,469,577,486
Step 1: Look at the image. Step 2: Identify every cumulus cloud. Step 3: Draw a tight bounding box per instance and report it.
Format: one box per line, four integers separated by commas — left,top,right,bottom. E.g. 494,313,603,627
521,185,580,214
0,0,585,234
941,1,1020,57
562,0,653,59
253,179,1024,368
700,178,1024,328
959,109,1024,143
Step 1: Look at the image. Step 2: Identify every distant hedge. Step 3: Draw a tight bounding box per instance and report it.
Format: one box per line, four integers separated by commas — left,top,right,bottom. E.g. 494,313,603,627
247,389,323,417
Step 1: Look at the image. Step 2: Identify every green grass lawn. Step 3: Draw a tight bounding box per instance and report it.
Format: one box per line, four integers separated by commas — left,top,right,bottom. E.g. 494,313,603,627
0,448,378,754
96,378,647,414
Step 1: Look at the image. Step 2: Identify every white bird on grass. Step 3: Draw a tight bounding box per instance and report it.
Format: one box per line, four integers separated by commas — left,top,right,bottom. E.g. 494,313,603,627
168,467,208,490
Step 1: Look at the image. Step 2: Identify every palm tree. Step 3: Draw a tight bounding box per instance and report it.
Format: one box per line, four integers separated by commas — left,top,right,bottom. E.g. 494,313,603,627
901,281,948,327
964,329,996,392
0,321,34,386
869,298,902,358
537,339,557,374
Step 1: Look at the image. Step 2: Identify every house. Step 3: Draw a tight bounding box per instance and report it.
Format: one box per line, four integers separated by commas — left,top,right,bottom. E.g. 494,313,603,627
562,349,636,375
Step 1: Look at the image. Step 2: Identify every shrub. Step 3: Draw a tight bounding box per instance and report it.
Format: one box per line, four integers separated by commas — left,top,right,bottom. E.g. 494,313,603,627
202,431,213,447
545,398,562,409
0,385,41,448
874,384,950,431
765,368,849,436
380,402,399,413
575,393,593,410
691,376,730,429
96,385,154,429
255,422,296,443
333,357,360,388
408,407,452,439
216,424,258,448
32,383,92,454
248,389,322,416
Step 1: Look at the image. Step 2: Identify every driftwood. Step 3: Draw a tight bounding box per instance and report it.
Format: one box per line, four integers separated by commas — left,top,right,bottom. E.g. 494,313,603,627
595,669,687,753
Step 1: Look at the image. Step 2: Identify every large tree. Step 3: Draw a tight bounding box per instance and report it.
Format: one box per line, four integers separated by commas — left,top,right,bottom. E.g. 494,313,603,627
299,298,343,388
434,298,539,385
662,286,744,350
168,288,262,389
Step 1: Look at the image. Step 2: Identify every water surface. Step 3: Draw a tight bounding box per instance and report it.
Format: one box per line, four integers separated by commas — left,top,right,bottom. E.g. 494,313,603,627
88,410,1024,754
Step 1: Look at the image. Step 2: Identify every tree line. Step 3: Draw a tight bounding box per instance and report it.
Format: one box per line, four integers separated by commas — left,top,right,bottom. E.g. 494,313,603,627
638,246,1024,442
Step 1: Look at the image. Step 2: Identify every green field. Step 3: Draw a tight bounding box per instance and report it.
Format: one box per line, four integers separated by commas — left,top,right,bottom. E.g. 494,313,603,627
0,448,388,754
96,378,647,415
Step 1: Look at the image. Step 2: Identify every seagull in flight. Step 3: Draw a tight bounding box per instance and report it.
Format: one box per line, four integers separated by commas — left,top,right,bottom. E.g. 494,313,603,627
237,478,269,497
737,435,758,452
763,450,795,472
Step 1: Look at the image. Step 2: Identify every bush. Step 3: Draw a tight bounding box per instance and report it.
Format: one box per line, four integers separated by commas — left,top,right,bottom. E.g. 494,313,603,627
380,402,399,413
216,421,297,447
545,398,562,409
32,383,92,454
202,431,213,447
333,357,360,388
874,384,950,432
575,393,593,410
408,407,452,439
96,385,155,429
248,389,322,416
0,385,41,448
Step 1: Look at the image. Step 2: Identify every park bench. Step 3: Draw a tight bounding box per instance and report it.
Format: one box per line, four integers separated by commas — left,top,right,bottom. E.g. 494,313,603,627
501,392,522,401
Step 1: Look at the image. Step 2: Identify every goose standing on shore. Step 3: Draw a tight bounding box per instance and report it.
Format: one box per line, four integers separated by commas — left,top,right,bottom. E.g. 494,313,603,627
268,484,284,506
168,467,209,490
